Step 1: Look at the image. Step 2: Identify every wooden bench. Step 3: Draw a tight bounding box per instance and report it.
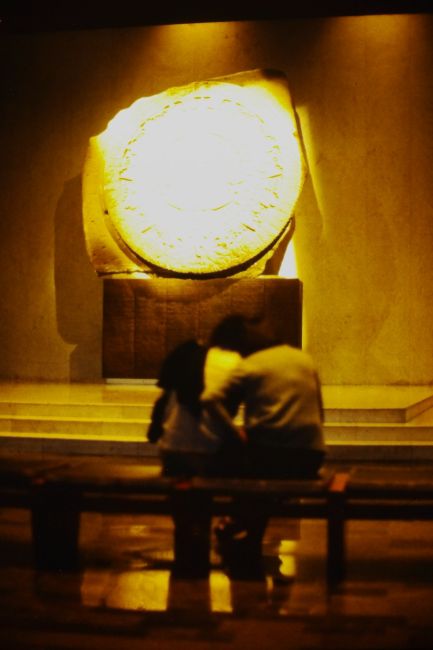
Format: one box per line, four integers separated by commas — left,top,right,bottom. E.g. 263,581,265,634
6,455,433,588
0,452,346,586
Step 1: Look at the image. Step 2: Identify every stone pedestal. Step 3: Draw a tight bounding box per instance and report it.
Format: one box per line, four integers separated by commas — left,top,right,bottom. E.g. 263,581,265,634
102,277,302,379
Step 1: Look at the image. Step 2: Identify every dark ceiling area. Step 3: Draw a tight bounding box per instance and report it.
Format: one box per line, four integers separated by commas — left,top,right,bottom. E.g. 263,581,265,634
1,1,432,33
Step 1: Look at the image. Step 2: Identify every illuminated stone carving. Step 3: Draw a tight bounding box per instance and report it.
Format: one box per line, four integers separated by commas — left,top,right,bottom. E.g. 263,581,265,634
83,69,305,278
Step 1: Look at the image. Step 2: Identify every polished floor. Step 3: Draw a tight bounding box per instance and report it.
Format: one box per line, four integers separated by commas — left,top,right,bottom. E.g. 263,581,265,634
1,462,433,649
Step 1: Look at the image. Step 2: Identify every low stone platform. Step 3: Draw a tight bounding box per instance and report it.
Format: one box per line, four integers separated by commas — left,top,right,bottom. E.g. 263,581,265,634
0,382,433,460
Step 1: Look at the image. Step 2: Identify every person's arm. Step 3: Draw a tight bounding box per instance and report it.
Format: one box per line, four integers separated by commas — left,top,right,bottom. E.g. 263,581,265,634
202,398,247,444
201,352,247,443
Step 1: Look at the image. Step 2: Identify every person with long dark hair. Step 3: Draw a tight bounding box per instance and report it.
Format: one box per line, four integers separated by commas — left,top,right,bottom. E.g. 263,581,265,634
148,339,220,476
149,333,248,476
148,338,233,577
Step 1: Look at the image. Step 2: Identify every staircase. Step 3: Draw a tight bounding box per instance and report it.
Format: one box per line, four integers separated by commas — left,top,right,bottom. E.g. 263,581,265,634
322,385,433,461
0,382,157,456
0,382,433,460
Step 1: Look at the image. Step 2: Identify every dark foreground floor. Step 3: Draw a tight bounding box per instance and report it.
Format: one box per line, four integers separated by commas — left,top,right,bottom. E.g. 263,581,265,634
1,462,433,650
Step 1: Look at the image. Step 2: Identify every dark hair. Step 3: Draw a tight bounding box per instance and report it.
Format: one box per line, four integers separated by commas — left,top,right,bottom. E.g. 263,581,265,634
209,314,249,352
158,339,206,415
209,314,281,357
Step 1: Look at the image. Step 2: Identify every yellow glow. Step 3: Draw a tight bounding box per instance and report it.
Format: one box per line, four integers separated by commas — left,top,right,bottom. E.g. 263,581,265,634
278,539,298,578
279,239,298,278
209,570,233,612
92,69,305,277
82,570,171,611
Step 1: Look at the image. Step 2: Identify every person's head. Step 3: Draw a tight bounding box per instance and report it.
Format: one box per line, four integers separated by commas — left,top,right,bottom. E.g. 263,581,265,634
209,314,281,357
208,314,249,353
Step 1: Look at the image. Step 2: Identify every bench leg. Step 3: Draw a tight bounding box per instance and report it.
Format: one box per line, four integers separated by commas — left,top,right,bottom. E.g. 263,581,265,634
216,497,268,580
327,492,346,588
171,492,211,578
31,485,81,571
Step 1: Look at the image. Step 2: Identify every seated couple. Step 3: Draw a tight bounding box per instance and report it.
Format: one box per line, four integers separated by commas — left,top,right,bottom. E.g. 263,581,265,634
148,314,326,578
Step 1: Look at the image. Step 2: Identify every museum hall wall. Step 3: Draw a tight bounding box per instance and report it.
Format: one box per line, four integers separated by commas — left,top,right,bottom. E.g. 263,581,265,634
1,14,432,385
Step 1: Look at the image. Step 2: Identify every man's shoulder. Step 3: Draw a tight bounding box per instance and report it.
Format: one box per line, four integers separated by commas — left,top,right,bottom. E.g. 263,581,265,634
247,344,315,368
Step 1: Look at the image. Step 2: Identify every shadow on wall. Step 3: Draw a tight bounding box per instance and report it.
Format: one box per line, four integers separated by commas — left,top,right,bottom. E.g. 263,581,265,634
54,175,102,381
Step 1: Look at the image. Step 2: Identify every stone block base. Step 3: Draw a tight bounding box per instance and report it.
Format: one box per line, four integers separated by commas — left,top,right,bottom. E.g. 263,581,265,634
102,277,302,379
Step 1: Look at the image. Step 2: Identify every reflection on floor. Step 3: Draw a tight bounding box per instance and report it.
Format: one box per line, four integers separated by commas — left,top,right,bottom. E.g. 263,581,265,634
1,477,433,650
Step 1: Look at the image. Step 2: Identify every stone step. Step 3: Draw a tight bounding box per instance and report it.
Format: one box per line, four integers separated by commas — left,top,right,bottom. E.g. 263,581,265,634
325,403,433,439
0,433,432,462
1,384,432,424
0,382,433,461
0,433,152,457
0,382,159,419
0,402,155,420
0,414,148,437
1,414,432,442
322,385,433,423
327,441,433,462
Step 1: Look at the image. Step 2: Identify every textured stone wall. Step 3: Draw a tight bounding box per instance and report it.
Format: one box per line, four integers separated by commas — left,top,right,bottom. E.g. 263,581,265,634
1,15,433,383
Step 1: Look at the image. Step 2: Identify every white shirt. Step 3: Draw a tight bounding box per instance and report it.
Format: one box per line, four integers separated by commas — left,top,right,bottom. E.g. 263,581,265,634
203,347,242,396
203,344,325,451
157,391,221,454
157,347,243,454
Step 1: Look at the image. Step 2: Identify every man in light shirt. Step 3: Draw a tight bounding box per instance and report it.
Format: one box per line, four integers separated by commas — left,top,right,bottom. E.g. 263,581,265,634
202,314,326,578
